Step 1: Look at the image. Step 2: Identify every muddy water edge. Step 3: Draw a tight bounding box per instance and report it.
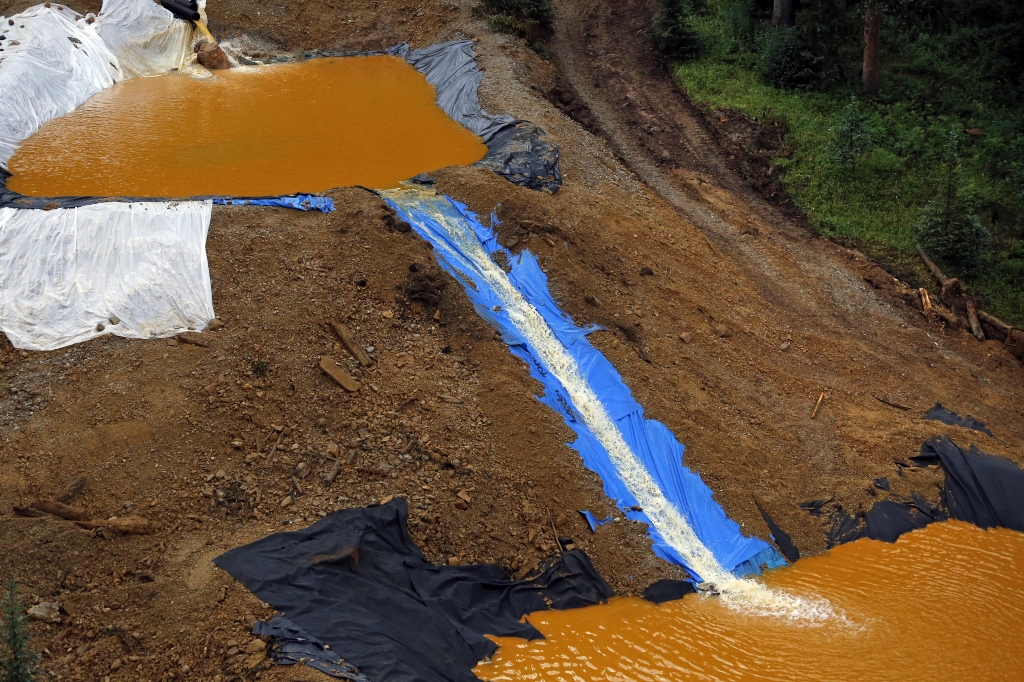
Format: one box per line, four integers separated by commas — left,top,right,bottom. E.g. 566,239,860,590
475,521,1024,681
6,55,488,197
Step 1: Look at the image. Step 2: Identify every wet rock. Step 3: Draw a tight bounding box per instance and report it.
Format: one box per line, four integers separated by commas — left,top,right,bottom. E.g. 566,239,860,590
27,602,61,623
197,42,232,70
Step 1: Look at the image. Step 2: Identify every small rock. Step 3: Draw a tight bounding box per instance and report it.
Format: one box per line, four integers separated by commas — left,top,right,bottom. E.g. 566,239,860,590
279,496,293,507
433,310,441,321
225,646,240,657
231,440,242,450
316,418,328,427
244,639,266,654
454,500,468,510
215,470,226,479
585,295,601,307
381,310,394,319
108,315,120,325
95,322,105,332
713,324,732,338
679,332,692,343
110,658,122,671
294,462,310,479
555,514,569,528
206,318,224,331
448,556,461,566
180,664,190,674
780,340,791,351
326,441,339,456
640,266,654,276
197,42,232,70
27,602,61,624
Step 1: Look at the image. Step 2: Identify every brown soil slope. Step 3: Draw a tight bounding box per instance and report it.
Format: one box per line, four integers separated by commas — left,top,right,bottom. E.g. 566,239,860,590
1,1,1022,681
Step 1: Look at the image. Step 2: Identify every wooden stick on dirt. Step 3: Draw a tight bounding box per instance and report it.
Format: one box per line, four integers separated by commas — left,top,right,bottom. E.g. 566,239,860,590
966,301,986,341
811,392,826,419
331,322,374,368
545,507,564,556
31,500,90,521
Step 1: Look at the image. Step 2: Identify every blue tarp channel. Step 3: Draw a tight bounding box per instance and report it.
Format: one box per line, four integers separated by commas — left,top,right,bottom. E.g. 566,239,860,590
213,195,335,213
385,191,785,580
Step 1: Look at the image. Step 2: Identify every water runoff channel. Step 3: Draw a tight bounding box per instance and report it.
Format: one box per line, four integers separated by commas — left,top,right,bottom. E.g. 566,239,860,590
3,3,1024,679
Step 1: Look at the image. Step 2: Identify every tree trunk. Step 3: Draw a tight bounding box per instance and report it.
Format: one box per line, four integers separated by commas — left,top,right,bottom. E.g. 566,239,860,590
772,0,794,28
862,2,881,94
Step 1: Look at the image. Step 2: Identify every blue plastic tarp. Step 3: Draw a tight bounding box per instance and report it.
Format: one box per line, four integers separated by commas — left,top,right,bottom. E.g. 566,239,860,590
579,511,612,532
212,195,335,213
386,191,785,580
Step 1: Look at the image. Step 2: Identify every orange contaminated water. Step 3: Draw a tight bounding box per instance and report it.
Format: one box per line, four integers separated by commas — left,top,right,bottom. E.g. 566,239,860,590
475,521,1024,682
5,56,488,197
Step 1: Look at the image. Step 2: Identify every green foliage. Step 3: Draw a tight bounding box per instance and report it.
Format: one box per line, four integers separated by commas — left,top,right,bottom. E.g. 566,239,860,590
651,0,704,62
829,97,872,170
477,0,553,42
759,27,817,90
1,581,38,682
672,0,1024,325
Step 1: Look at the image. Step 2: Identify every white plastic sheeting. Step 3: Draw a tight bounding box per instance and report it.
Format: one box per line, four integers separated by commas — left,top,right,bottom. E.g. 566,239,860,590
0,201,215,351
0,5,122,168
0,0,195,167
94,0,196,78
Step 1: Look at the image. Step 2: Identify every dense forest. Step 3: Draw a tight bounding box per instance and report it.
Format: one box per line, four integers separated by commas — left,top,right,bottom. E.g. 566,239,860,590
653,0,1024,324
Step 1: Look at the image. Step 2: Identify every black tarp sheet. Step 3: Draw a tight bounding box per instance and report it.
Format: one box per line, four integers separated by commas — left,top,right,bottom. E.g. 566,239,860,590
823,436,1023,547
922,403,993,437
252,615,368,681
641,579,696,604
754,500,800,562
912,435,1024,531
214,499,613,682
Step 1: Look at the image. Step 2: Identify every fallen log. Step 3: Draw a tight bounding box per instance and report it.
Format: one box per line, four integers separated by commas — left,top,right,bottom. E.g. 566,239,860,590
916,243,949,285
977,310,1011,337
966,301,985,341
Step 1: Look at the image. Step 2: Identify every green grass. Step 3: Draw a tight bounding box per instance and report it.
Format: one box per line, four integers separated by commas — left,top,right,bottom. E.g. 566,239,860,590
675,60,1024,326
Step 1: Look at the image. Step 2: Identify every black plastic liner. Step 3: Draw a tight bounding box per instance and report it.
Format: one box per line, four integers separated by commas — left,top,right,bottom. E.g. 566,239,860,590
0,41,560,210
922,403,993,437
641,579,696,604
214,499,613,682
754,500,800,562
823,435,1024,547
253,615,368,681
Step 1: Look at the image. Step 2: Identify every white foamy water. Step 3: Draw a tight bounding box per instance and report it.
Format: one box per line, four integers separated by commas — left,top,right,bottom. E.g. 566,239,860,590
387,189,839,623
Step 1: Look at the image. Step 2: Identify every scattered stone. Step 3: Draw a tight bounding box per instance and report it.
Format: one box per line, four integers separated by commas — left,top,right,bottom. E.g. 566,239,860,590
226,646,240,657
326,441,339,456
216,470,226,479
555,514,569,528
640,266,654,276
206,318,224,331
679,332,692,343
280,496,293,507
27,602,61,624
316,418,328,427
324,460,341,485
780,340,791,351
197,42,232,70
244,639,266,654
713,324,732,338
110,658,122,671
294,462,310,479
448,556,461,566
95,322,105,332
381,310,394,319
108,315,120,325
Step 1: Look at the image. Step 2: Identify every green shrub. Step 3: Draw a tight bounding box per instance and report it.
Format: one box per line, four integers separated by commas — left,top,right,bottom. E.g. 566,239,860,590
829,97,872,170
1,581,38,682
651,0,704,62
916,198,990,277
478,0,553,42
759,27,817,90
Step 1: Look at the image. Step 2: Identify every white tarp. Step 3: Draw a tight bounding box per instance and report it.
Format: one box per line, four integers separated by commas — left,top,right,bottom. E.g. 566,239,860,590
94,0,195,78
0,0,194,167
0,201,215,351
0,5,122,168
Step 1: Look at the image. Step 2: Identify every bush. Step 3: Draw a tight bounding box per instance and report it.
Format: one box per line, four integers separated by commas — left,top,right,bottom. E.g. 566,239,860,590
916,198,990,277
829,97,872,170
759,27,817,89
1,581,38,682
478,0,553,42
651,0,704,62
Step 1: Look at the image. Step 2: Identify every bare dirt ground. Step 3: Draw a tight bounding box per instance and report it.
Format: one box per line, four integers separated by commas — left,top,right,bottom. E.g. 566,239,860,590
1,0,1023,680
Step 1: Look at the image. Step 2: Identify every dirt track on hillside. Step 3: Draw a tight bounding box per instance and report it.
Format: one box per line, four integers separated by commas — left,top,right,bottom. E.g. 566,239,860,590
1,1,1023,680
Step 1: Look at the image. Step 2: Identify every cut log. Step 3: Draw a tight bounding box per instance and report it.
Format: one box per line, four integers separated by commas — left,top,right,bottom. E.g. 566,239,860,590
966,301,985,341
977,310,1011,336
919,288,932,311
331,322,374,367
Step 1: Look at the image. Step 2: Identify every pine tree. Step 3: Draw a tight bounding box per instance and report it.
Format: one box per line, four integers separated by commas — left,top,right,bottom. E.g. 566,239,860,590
0,580,38,682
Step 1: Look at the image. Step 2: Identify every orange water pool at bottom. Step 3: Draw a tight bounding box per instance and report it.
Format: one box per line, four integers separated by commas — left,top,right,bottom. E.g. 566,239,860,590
475,521,1024,681
5,55,488,197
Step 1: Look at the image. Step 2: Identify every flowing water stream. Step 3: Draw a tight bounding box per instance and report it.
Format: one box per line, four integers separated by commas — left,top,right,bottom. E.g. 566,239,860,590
5,55,487,197
475,521,1024,681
